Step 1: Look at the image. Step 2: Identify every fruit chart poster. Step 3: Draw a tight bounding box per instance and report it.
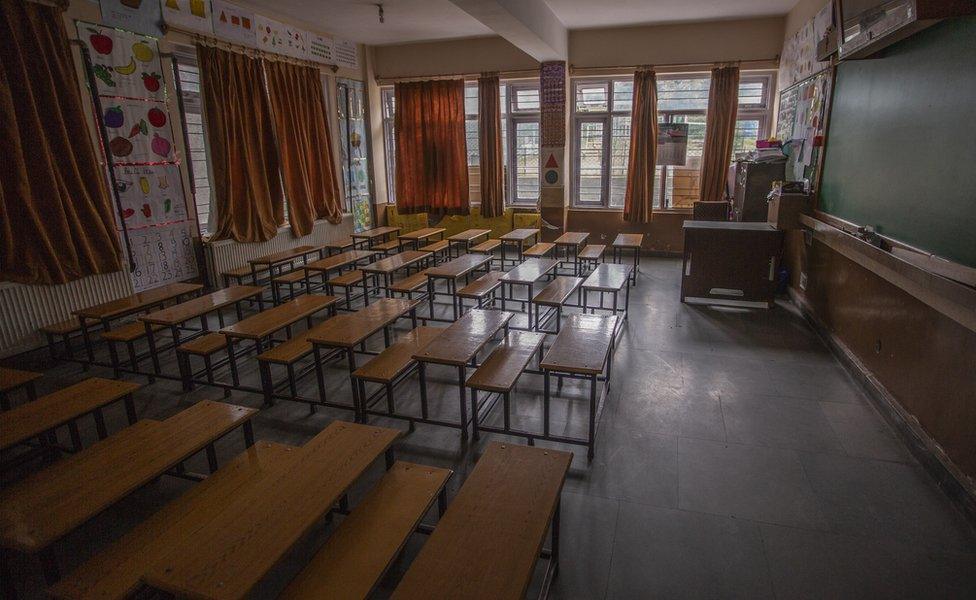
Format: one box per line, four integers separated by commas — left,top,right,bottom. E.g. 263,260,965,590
113,164,188,228
102,98,176,163
80,24,165,101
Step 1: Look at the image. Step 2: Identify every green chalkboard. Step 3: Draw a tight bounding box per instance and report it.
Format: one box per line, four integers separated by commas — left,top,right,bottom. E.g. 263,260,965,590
819,17,976,268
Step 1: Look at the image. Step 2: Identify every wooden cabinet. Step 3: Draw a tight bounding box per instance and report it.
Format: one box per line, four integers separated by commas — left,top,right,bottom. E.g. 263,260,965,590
732,160,785,222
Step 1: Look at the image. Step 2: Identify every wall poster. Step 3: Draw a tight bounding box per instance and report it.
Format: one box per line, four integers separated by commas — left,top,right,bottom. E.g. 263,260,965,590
101,98,176,163
211,0,256,46
126,221,199,289
161,0,214,35
79,23,165,100
113,164,188,228
307,34,334,63
99,0,164,37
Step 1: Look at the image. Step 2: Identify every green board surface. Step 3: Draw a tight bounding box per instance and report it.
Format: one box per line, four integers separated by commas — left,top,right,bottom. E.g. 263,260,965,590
819,17,976,268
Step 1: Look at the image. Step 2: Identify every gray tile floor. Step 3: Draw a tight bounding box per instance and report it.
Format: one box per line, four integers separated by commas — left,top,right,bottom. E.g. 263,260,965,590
4,257,975,598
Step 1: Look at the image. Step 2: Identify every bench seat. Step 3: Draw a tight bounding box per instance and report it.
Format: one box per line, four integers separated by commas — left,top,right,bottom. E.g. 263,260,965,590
419,239,449,253
0,367,41,395
177,332,226,357
578,244,606,260
469,239,501,254
256,321,337,366
389,271,430,294
222,264,269,284
523,242,556,258
325,237,356,252
327,269,365,288
353,326,444,384
39,318,82,336
456,270,505,299
279,461,452,600
49,441,295,600
273,270,306,284
466,331,545,393
533,276,583,306
373,239,401,252
100,322,164,343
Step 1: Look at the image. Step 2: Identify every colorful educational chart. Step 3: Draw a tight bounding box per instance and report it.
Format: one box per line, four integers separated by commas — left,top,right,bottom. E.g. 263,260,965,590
211,0,256,46
333,38,359,70
101,98,176,164
254,15,307,58
160,0,214,35
776,68,833,190
541,147,562,187
113,164,188,228
127,221,199,291
79,24,165,101
99,0,164,37
307,34,334,63
779,3,831,89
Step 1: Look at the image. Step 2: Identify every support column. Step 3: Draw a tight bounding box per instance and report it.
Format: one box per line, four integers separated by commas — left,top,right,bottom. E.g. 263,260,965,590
539,61,566,241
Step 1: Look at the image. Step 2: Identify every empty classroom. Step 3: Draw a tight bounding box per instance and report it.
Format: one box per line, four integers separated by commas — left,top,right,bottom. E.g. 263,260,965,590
2,0,975,598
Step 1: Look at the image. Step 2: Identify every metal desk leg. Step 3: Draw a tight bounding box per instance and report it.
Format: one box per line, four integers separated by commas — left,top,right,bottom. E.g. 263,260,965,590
457,365,468,441
347,348,361,422
543,369,551,437
145,321,161,375
361,270,371,306
470,388,479,441
588,373,598,460
225,336,240,387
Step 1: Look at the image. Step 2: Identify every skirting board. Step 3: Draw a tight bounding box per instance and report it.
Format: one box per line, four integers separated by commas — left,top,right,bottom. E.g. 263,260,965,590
789,288,976,525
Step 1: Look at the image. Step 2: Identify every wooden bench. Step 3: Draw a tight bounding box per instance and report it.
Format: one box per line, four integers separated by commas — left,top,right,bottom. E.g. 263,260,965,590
466,331,546,440
523,242,556,258
581,263,633,319
326,269,375,308
49,441,295,600
142,421,399,600
353,326,444,420
391,442,571,600
470,239,501,254
279,461,452,600
419,239,451,263
100,322,165,377
222,264,270,287
578,244,606,274
325,237,356,254
0,378,141,454
256,317,348,408
455,270,505,314
0,367,40,411
39,318,103,361
532,276,583,333
611,233,643,284
176,333,229,393
372,239,401,254
389,270,430,298
272,270,310,304
0,401,256,563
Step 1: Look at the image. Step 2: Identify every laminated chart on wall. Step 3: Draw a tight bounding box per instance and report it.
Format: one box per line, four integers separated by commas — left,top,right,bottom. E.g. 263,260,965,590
255,15,307,59
161,0,215,35
79,23,165,100
307,34,334,63
333,38,358,69
211,0,256,46
99,0,164,37
127,221,199,291
113,164,188,229
101,98,177,164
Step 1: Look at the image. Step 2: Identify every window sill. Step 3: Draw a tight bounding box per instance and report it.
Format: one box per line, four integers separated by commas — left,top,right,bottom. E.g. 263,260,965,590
568,206,693,215
201,214,354,245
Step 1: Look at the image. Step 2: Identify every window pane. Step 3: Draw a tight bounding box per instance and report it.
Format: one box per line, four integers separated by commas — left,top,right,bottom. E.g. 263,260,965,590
575,81,608,113
612,80,633,112
666,113,707,159
657,77,710,111
514,121,539,201
513,87,540,112
175,60,212,234
733,119,761,155
577,121,604,203
609,115,631,207
465,118,479,167
500,84,507,115
464,84,479,116
738,79,765,107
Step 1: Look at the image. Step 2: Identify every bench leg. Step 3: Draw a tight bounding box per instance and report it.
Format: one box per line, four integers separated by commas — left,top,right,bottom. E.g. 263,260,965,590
260,362,274,407
242,420,255,448
124,394,137,424
385,448,395,470
68,420,82,452
206,443,219,473
347,348,361,422
93,408,108,439
418,363,429,420
437,488,448,517
588,373,598,461
543,369,551,438
107,341,121,378
470,388,479,441
178,352,192,392
385,382,395,414
457,366,468,441
225,337,240,387
551,499,561,578
312,345,328,407
503,392,511,431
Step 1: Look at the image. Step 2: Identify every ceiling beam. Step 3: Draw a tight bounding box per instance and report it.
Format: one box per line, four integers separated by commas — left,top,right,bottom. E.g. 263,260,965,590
448,0,567,62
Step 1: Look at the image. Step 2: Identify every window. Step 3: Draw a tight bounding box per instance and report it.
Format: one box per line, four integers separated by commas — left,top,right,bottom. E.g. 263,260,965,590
174,52,213,233
336,79,372,230
571,73,774,209
380,79,541,206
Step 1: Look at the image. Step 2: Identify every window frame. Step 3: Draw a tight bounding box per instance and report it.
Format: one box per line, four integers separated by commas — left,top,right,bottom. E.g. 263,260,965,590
504,81,542,206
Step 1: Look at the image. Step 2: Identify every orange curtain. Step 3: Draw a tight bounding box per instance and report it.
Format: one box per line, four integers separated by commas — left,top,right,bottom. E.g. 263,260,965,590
478,73,504,218
197,45,283,242
264,60,343,236
394,79,469,215
0,0,122,285
623,68,658,224
699,64,740,202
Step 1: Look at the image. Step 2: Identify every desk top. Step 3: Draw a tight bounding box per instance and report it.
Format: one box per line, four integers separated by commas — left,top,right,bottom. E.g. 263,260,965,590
140,286,263,326
351,226,400,239
363,251,430,274
391,442,571,600
501,258,559,284
582,263,632,291
74,283,202,320
554,231,589,245
304,250,375,273
249,245,320,266
220,295,336,340
448,229,491,242
611,233,644,248
540,314,618,375
307,298,420,348
499,228,540,241
413,309,513,366
425,254,491,279
398,227,445,240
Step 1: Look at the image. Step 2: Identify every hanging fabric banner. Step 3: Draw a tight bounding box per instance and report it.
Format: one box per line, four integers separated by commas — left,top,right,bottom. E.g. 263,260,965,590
79,24,165,100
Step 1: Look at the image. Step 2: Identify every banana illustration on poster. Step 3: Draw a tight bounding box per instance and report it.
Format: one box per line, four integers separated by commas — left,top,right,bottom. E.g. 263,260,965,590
160,0,214,35
78,22,165,101
113,164,188,229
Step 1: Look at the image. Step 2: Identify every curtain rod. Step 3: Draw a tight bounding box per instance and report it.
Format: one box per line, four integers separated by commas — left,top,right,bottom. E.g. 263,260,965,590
571,57,779,75
375,68,540,85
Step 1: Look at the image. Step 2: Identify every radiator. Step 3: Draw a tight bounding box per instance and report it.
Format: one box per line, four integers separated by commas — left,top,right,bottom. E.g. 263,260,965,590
0,217,355,358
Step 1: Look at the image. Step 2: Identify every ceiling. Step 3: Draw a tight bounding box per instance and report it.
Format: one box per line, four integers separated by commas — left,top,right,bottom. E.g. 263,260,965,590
244,0,794,45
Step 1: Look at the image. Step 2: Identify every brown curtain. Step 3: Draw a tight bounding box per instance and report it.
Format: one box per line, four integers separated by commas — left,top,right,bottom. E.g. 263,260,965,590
699,65,740,202
197,45,283,242
623,68,658,224
0,0,122,285
478,73,504,218
394,79,469,215
264,60,343,237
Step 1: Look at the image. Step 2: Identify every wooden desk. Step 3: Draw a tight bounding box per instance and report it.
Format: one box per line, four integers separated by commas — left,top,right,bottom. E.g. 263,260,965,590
362,251,431,303
0,368,40,411
499,228,540,263
139,286,264,375
448,228,491,256
611,233,643,284
398,227,446,250
680,221,784,308
424,254,492,320
351,226,401,249
501,258,559,329
307,299,421,419
249,245,323,303
73,283,203,362
581,263,633,318
0,401,255,555
143,421,399,600
392,442,571,600
219,295,337,387
553,231,590,276
413,309,514,440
